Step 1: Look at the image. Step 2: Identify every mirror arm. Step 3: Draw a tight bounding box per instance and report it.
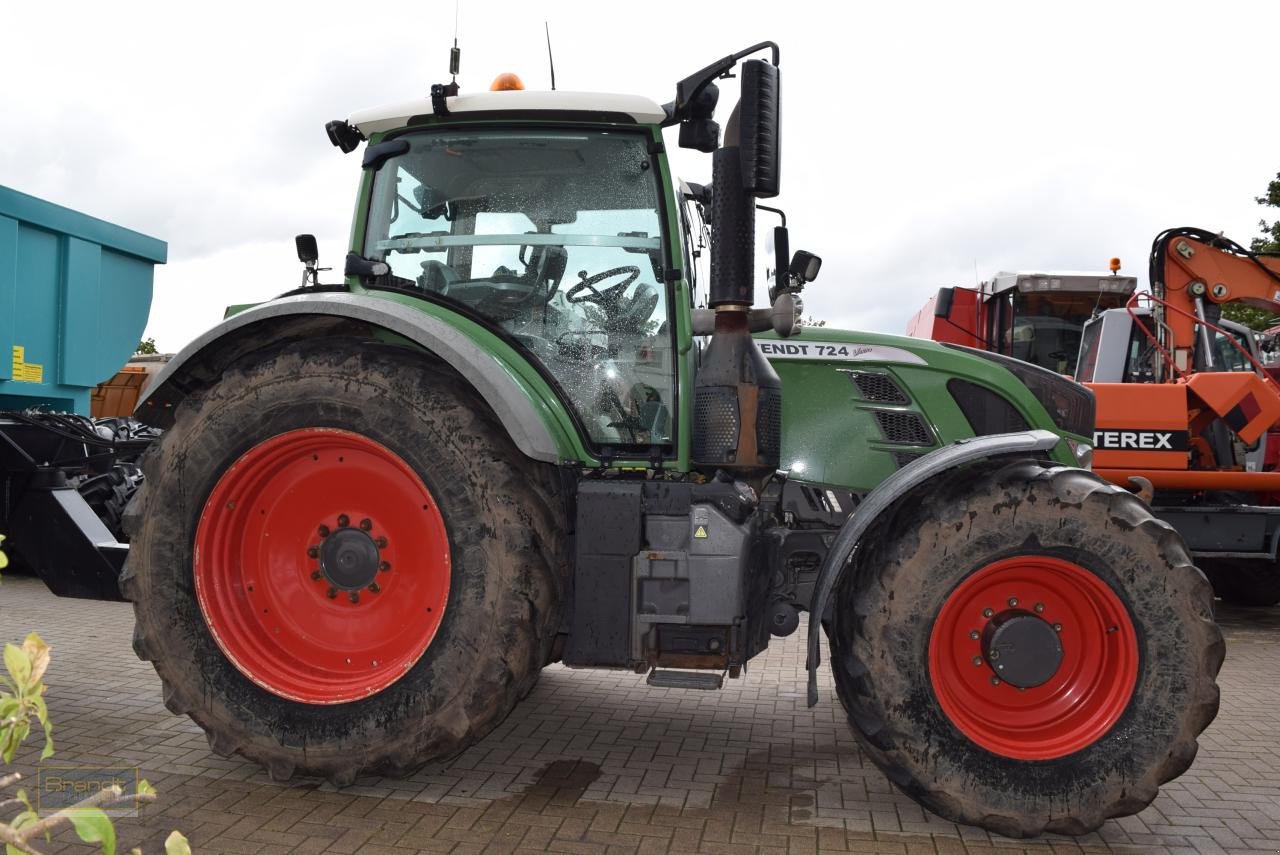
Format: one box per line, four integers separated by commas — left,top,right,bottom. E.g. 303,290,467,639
664,41,781,126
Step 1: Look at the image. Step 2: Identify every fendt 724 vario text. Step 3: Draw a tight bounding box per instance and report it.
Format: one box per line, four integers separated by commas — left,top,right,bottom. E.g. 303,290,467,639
121,46,1221,836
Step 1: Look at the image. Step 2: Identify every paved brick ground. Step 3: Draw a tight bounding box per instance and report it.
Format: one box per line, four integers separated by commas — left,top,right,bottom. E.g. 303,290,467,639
1,574,1278,854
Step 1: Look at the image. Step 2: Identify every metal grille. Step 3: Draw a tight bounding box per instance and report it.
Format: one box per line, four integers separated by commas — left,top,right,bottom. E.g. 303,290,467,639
756,388,782,462
850,371,909,404
947,379,1029,436
874,410,933,445
692,388,739,463
892,451,924,469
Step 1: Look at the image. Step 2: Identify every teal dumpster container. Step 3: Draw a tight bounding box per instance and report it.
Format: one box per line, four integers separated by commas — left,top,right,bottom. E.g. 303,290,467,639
0,185,167,414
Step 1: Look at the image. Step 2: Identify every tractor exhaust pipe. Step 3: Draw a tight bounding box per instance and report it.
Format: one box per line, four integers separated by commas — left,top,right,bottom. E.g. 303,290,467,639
692,60,783,478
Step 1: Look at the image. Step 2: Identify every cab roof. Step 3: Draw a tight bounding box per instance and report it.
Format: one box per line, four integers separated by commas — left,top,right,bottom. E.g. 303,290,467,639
349,90,668,136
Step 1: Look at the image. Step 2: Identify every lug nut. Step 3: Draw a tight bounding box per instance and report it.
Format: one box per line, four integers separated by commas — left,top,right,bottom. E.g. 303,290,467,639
368,582,380,594
318,525,330,538
1007,597,1018,607
326,587,338,599
972,656,982,666
338,514,350,528
1034,602,1045,613
349,591,360,604
968,630,979,640
375,536,388,549
982,608,994,618
311,570,322,581
1053,623,1063,632
307,546,319,559
360,518,372,531
379,561,391,572
990,676,1001,686
988,650,1000,661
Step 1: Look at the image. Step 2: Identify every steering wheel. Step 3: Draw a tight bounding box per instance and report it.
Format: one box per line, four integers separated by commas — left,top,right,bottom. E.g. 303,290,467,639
565,266,641,305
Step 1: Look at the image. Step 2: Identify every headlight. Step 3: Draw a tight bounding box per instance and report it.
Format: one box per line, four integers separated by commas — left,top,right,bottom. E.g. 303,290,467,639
1065,438,1093,469
943,345,1096,437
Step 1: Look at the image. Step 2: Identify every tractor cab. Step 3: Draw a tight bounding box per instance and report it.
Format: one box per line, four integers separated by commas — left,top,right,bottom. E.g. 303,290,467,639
353,114,677,447
913,270,1137,375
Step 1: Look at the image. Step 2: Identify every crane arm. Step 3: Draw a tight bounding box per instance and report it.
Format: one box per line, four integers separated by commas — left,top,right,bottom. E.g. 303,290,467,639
1150,227,1280,369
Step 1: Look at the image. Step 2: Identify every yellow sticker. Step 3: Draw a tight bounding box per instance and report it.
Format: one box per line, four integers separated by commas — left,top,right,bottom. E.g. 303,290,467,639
693,525,708,539
11,346,44,384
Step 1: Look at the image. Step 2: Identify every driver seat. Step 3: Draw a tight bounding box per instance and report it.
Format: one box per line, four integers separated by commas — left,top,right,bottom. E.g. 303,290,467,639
523,244,567,291
419,260,459,294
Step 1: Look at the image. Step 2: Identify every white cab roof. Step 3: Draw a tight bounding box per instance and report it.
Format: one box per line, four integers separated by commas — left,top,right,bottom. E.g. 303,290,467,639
988,270,1138,294
349,90,667,135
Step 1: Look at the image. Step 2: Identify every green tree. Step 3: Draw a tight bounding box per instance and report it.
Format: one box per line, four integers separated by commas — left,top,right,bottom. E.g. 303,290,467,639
134,338,157,356
1221,172,1280,331
1253,171,1280,253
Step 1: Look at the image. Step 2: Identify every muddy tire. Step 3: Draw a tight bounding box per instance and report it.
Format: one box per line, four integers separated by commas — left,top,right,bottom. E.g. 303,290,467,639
78,463,143,541
122,338,568,784
829,459,1223,837
1200,558,1280,607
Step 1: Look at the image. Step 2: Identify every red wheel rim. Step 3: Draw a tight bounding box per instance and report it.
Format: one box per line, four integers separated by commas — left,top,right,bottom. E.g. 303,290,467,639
928,556,1138,760
194,428,450,704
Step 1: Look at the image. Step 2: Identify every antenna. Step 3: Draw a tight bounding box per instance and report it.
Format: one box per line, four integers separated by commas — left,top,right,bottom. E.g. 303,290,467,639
449,0,461,85
545,22,557,90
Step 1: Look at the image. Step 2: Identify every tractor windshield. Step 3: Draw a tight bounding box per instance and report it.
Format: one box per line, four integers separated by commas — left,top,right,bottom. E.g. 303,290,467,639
991,291,1129,375
363,129,674,450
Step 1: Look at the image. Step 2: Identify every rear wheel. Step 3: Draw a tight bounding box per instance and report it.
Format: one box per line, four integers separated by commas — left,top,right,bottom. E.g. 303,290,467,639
123,338,567,783
1200,558,1280,607
829,460,1222,837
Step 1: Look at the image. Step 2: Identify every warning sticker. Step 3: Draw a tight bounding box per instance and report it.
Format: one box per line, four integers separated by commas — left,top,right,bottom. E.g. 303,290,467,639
693,525,708,539
10,346,44,383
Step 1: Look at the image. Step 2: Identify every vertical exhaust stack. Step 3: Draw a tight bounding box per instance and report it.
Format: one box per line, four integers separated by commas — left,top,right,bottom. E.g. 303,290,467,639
692,60,783,478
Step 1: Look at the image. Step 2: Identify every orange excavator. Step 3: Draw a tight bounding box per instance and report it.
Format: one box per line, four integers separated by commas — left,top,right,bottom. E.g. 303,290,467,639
914,227,1280,604
1073,229,1280,604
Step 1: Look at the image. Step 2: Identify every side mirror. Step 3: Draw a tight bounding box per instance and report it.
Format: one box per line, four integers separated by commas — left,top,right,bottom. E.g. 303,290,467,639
295,234,319,264
738,60,780,198
934,287,955,318
789,250,821,284
678,83,720,153
771,225,791,300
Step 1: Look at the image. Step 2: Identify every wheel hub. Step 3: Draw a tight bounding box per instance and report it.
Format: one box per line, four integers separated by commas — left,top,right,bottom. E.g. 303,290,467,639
927,555,1139,760
194,428,450,705
319,527,381,591
981,610,1063,688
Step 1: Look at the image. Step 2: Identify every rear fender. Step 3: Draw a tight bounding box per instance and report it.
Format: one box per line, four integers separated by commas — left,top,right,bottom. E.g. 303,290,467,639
136,292,575,463
804,429,1062,706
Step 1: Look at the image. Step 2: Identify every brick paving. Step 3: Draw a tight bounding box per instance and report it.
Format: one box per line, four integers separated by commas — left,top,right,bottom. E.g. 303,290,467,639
1,574,1278,854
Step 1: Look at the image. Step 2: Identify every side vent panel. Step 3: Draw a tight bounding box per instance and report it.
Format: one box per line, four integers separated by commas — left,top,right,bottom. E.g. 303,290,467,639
874,410,934,445
848,371,910,405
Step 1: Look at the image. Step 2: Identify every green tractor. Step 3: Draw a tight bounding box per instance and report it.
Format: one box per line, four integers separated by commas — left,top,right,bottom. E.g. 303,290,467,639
124,44,1221,836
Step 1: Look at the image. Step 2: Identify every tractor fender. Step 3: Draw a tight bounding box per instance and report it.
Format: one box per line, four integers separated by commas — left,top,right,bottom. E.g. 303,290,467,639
136,292,566,463
804,428,1063,706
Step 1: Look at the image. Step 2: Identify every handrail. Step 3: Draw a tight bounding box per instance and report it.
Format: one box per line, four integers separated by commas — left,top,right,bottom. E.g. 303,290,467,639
1125,292,1273,382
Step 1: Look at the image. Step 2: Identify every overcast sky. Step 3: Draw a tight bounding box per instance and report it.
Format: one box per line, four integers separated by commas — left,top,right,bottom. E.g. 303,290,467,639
2,1,1277,351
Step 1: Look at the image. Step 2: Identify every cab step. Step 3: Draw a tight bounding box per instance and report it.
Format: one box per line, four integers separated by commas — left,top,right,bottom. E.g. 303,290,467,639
646,669,723,690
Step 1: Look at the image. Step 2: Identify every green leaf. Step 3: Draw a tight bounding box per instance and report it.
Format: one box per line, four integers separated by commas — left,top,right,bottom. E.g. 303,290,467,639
67,806,117,855
2,719,30,762
136,780,155,797
0,696,19,719
4,644,31,689
164,830,191,855
7,844,24,855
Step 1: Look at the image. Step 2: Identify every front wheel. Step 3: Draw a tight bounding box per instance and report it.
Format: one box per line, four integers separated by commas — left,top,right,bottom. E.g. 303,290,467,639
830,460,1223,837
1200,557,1280,607
123,338,567,784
